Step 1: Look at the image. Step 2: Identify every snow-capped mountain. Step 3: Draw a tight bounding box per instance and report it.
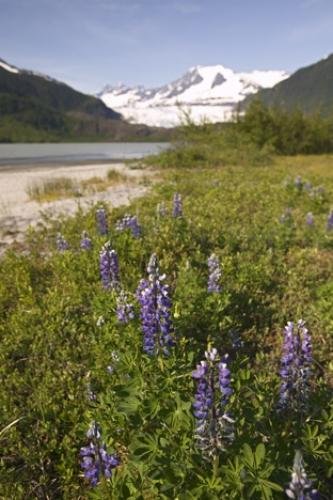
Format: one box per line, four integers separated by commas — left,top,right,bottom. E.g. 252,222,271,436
0,58,20,74
0,57,61,83
99,65,289,127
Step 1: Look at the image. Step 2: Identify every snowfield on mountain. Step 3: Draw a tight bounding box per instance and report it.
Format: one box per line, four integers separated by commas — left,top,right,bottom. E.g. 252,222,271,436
99,64,288,127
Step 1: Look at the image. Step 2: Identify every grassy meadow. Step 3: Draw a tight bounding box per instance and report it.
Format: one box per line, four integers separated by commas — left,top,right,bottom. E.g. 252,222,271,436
0,152,332,498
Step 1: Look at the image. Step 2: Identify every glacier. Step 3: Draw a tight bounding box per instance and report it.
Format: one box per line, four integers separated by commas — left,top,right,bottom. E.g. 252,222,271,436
99,64,289,127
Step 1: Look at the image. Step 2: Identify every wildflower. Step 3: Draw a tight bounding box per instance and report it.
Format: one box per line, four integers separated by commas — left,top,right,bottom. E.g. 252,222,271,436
99,242,120,290
136,253,174,355
116,214,141,238
80,231,92,250
305,213,314,226
96,208,108,235
327,210,333,231
173,192,183,217
192,347,233,458
116,290,135,323
278,320,313,412
286,450,319,499
207,253,222,293
56,233,69,251
80,422,119,487
303,181,312,192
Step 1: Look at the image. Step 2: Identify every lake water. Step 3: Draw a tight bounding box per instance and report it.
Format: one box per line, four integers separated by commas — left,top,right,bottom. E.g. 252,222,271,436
0,142,170,166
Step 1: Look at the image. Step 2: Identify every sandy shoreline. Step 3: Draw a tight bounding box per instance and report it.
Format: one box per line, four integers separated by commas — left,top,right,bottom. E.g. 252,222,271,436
0,161,153,254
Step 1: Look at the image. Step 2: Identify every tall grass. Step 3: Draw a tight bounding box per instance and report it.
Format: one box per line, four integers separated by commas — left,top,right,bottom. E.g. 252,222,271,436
27,177,80,202
27,170,131,202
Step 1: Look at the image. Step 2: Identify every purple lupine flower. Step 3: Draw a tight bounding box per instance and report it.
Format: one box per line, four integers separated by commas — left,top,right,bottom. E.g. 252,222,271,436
280,208,292,224
96,208,108,236
99,242,120,290
56,233,69,252
306,213,314,226
286,450,319,499
278,320,313,412
80,231,92,250
173,193,183,218
116,214,141,238
80,422,119,487
136,253,174,355
116,290,135,323
218,355,233,405
192,347,234,458
207,253,222,293
327,210,333,231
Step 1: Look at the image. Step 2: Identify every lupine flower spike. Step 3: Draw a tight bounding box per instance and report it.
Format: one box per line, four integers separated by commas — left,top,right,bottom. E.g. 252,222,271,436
116,214,141,238
192,347,233,459
173,193,183,217
116,290,135,323
96,208,108,235
80,421,119,487
56,233,69,252
207,253,222,293
327,210,333,231
278,320,313,412
136,253,174,355
286,450,319,499
80,231,92,250
99,242,120,290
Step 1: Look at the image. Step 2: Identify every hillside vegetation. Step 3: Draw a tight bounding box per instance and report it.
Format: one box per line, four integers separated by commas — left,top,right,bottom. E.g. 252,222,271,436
0,65,172,142
0,153,332,498
244,53,333,116
148,102,333,169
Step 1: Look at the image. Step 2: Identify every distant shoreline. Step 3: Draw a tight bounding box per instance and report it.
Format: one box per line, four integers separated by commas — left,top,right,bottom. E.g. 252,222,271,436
0,142,170,170
0,158,134,173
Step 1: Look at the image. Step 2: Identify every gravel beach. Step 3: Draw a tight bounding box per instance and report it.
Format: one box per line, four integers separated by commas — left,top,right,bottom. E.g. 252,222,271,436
0,162,154,254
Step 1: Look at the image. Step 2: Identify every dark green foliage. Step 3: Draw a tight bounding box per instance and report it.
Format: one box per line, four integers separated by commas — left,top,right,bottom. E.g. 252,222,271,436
0,159,332,498
0,64,174,143
244,53,333,116
148,101,333,170
239,100,333,155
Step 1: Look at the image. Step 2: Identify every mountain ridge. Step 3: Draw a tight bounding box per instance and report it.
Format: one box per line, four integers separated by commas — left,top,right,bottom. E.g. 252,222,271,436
0,57,171,142
243,54,333,115
99,64,289,127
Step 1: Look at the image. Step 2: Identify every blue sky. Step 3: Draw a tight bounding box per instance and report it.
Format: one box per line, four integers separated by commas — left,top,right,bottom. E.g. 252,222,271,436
1,0,333,93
